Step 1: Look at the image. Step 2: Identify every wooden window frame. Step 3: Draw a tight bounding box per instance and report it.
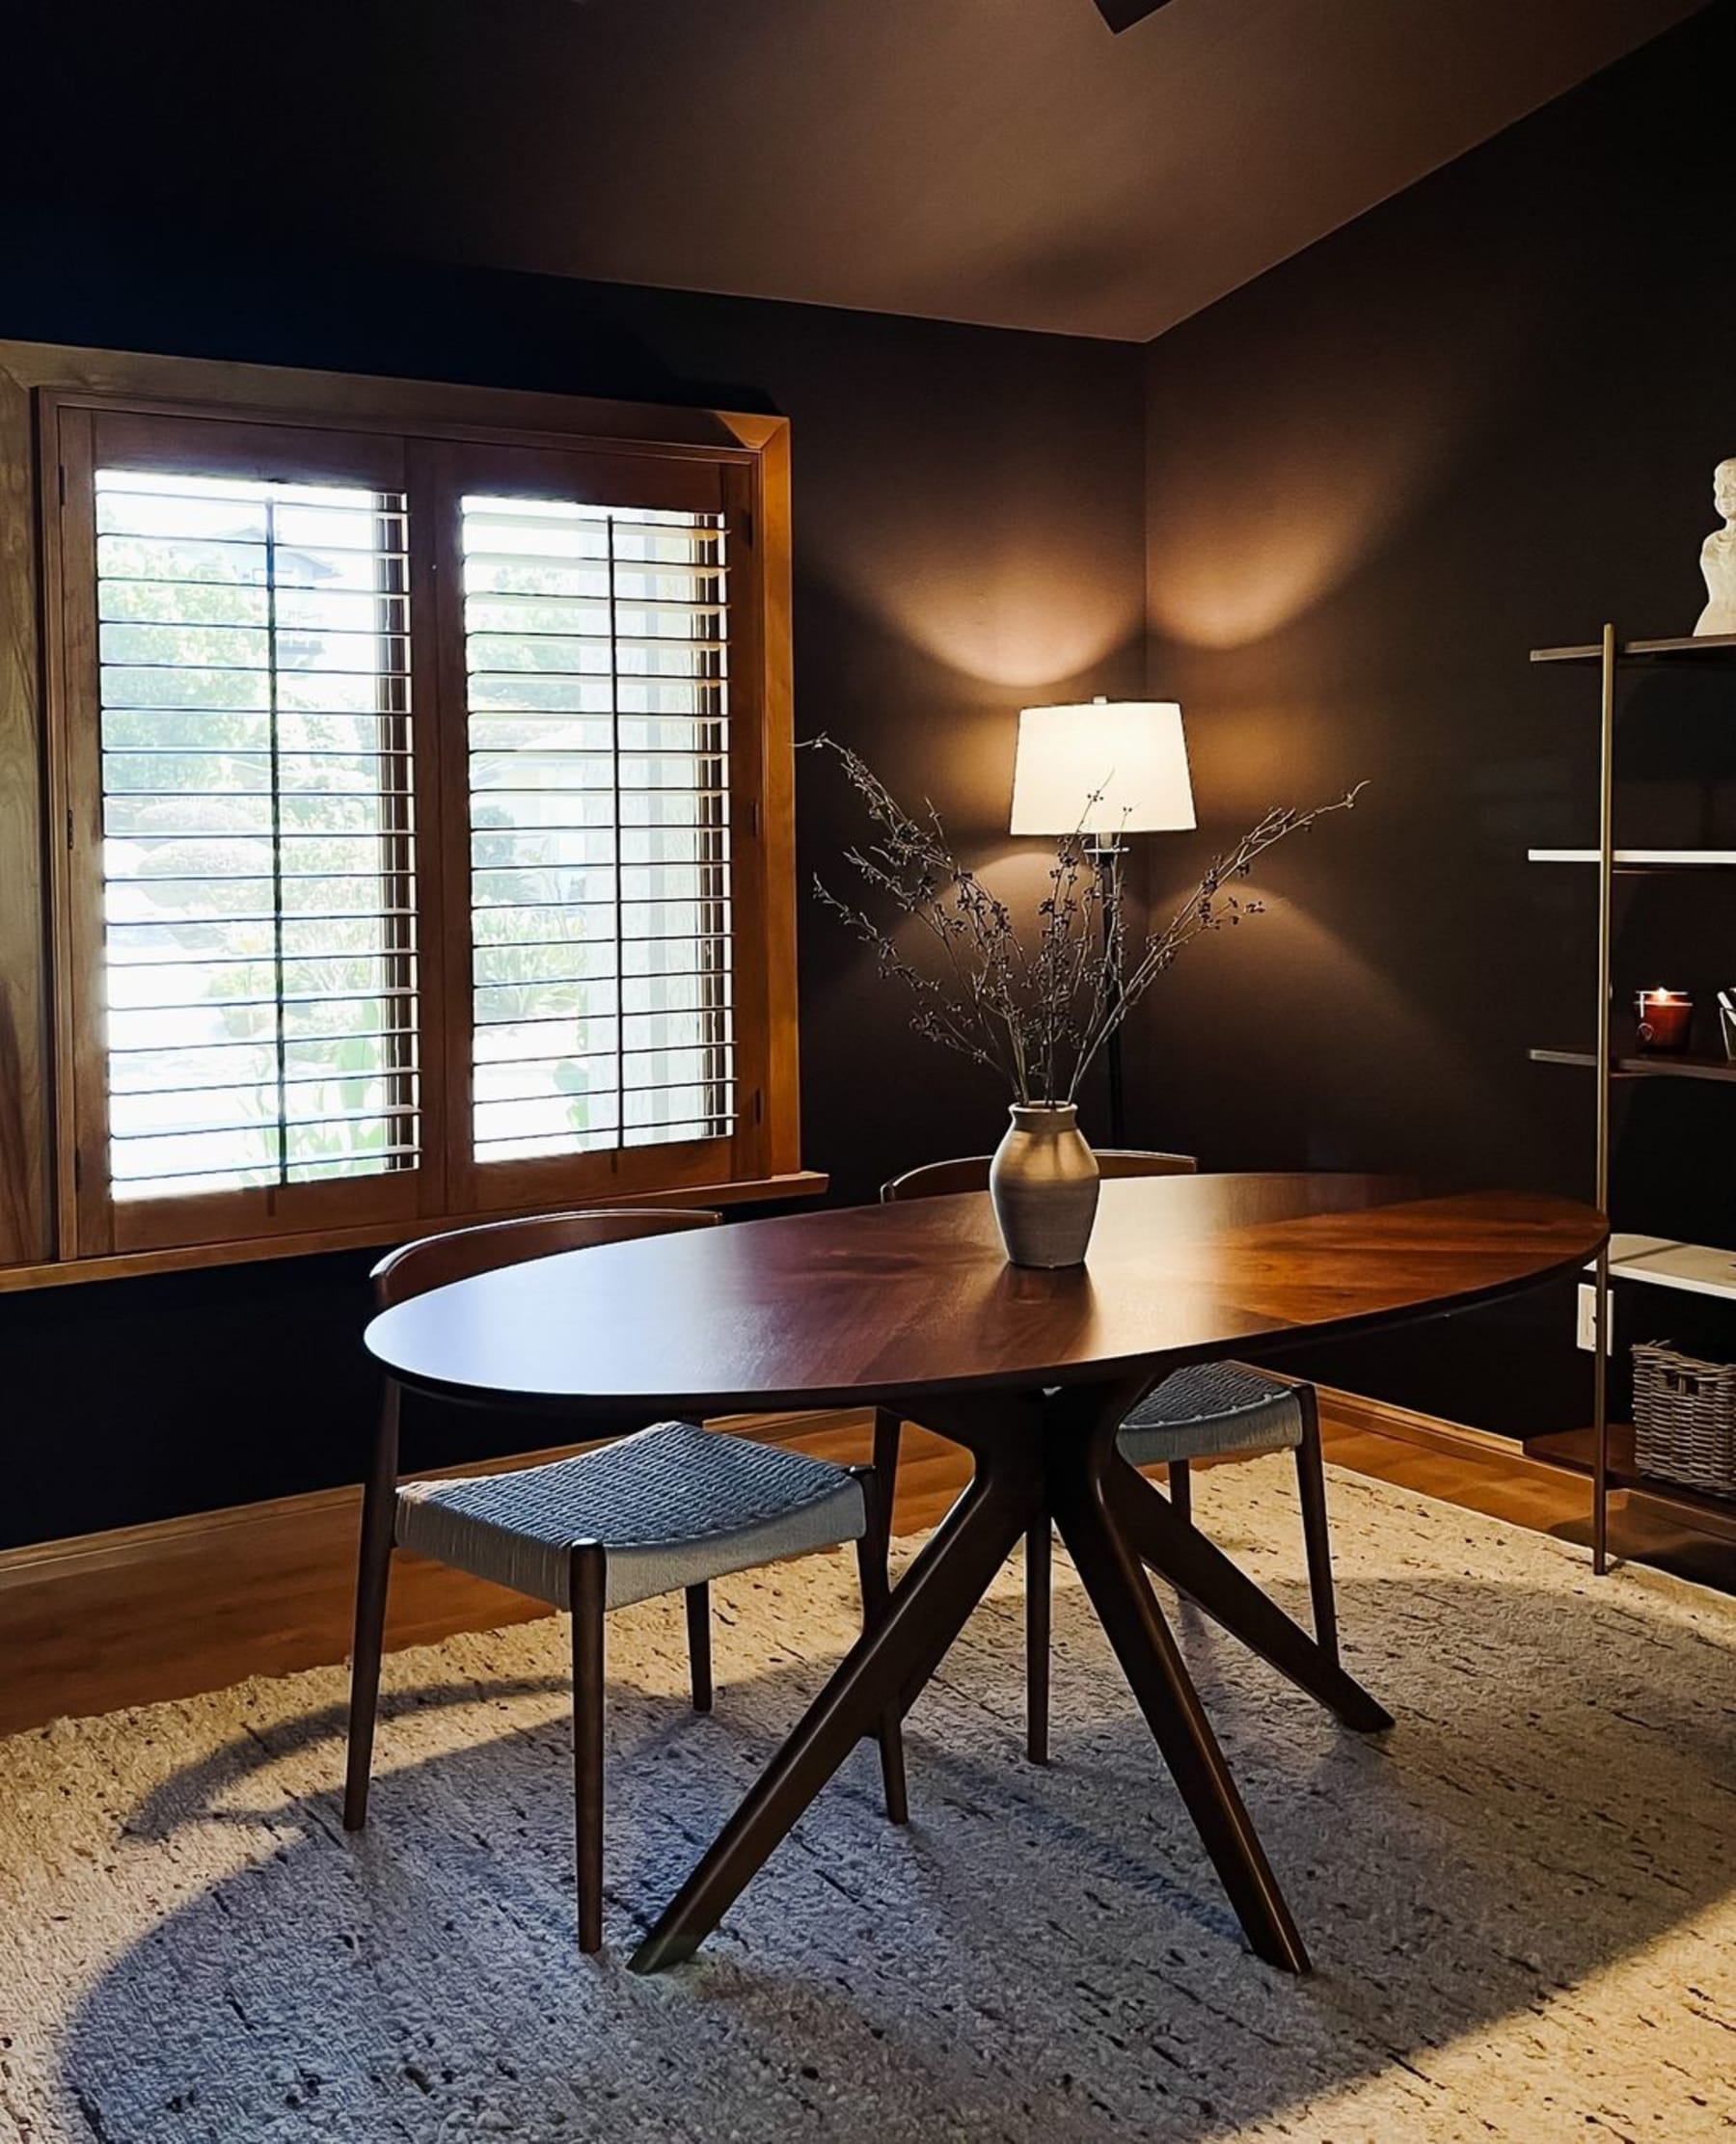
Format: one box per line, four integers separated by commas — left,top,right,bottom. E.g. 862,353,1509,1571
0,340,816,1291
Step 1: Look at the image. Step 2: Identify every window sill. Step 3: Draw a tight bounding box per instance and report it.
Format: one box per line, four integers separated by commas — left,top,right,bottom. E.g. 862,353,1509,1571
0,1170,829,1294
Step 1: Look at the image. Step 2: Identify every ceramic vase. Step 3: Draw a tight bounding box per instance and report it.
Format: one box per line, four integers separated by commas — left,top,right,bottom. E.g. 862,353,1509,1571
988,1101,1100,1268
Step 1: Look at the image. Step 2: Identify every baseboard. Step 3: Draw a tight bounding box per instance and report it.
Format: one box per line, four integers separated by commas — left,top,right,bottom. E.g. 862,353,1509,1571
1315,1385,1532,1466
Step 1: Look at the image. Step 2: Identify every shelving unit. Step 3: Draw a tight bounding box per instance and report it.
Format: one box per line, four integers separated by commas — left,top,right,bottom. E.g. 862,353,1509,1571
1527,1423,1736,1545
1528,849,1736,869
1603,1232,1736,1302
1532,631,1736,665
1529,626,1736,1571
1529,1046,1736,1084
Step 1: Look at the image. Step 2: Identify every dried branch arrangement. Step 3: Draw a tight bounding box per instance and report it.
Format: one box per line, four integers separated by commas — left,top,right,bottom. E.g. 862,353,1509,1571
806,734,1365,1106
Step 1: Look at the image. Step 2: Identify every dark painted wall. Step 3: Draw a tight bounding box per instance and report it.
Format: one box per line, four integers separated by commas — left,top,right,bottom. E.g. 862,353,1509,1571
0,225,1145,1543
1135,1,1736,1425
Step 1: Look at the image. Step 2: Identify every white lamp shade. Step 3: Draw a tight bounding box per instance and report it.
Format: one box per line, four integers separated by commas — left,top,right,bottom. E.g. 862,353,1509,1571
1010,699,1195,837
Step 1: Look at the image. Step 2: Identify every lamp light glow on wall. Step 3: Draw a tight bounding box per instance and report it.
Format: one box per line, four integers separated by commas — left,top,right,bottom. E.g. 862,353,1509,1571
1011,696,1195,1143
1010,697,1195,847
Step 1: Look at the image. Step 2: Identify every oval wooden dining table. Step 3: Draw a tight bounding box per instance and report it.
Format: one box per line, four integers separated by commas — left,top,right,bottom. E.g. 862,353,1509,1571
366,1173,1605,1977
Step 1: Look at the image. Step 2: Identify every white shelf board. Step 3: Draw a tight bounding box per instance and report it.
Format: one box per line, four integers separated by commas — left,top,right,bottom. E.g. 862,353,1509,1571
1589,1234,1736,1303
1527,848,1736,866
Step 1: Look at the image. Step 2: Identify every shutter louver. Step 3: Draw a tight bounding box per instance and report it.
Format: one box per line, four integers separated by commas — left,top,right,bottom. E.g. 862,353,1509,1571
459,495,735,1166
94,469,419,1200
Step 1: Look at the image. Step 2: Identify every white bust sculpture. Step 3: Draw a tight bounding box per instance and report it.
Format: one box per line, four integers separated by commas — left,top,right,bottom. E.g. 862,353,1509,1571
1695,458,1736,637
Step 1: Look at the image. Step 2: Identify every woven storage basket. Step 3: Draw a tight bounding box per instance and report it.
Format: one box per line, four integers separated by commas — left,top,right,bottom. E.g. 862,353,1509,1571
1631,1342,1736,1498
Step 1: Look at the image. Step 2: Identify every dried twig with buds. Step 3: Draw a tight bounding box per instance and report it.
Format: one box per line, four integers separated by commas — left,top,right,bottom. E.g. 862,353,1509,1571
805,733,1365,1104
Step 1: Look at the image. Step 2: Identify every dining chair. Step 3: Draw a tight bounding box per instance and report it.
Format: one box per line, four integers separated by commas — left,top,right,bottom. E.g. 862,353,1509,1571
344,1205,908,1952
879,1151,1339,1764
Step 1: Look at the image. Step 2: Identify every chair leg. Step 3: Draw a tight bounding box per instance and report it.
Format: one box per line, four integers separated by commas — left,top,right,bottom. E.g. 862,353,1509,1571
851,1466,909,1825
871,1407,904,1562
1169,1455,1193,1526
1025,1516,1051,1766
1292,1387,1340,1669
685,1582,714,1713
570,1541,608,1954
344,1380,400,1832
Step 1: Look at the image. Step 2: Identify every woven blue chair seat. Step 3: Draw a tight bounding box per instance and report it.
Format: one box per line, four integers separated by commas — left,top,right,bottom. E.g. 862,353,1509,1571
395,1422,866,1613
1120,1361,1304,1467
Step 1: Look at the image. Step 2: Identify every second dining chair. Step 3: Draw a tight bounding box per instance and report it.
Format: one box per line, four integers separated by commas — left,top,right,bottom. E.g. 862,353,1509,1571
345,1206,907,1952
880,1152,1340,1764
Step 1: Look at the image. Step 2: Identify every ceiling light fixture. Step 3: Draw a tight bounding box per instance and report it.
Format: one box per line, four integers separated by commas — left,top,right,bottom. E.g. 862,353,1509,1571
1091,0,1175,32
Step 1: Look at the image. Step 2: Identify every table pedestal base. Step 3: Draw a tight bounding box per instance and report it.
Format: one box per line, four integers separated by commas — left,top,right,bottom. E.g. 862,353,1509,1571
630,1379,1390,1975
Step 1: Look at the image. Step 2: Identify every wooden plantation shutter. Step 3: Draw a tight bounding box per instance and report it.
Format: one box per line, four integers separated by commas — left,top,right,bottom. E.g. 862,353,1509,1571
54,412,437,1256
425,440,762,1213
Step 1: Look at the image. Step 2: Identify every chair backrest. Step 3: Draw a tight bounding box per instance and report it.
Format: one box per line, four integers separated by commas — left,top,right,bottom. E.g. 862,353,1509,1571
371,1207,721,1309
882,1148,1197,1202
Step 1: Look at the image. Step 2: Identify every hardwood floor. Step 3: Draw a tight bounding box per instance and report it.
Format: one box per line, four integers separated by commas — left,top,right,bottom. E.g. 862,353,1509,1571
0,1391,1725,1738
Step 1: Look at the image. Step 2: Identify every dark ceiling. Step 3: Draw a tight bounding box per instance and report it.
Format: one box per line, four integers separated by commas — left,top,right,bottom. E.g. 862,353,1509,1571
9,0,1707,341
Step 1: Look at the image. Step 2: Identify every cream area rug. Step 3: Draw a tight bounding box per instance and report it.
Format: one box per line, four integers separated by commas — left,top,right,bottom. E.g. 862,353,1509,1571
2,1460,1734,2144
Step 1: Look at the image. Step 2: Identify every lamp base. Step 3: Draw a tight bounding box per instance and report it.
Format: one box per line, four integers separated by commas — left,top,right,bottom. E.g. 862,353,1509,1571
1093,843,1128,1149
1104,1024,1126,1151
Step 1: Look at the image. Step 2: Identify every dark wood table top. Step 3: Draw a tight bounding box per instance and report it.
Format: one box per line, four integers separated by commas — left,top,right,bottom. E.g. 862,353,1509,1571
365,1174,1605,1417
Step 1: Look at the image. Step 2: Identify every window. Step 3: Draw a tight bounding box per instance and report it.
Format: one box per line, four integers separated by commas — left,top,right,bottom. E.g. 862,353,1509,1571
42,395,795,1264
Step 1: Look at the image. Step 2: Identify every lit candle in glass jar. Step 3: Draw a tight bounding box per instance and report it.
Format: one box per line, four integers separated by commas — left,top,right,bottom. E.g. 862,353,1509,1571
1636,988,1694,1053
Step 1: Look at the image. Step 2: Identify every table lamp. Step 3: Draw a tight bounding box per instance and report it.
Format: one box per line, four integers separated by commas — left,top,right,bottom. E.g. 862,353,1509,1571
1010,696,1195,1143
